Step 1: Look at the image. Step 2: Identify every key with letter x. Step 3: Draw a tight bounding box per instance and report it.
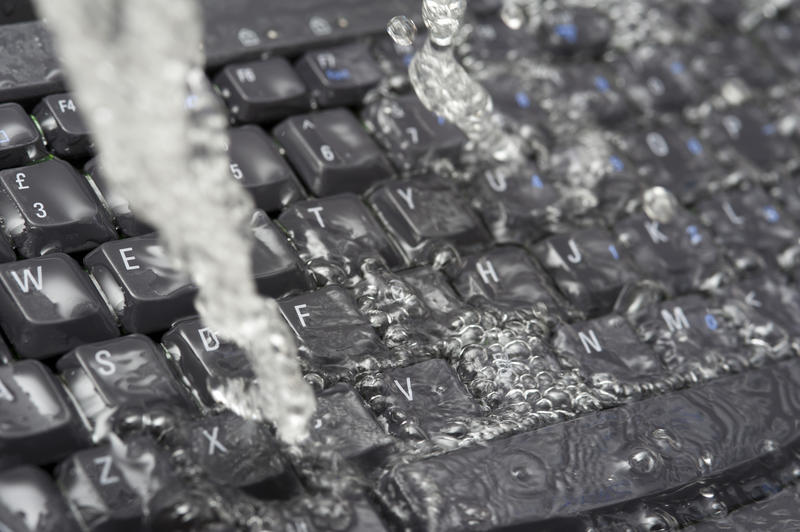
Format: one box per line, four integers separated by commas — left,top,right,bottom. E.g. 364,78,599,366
186,411,300,499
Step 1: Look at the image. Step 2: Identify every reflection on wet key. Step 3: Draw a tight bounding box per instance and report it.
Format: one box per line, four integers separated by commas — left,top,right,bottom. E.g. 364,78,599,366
383,359,800,531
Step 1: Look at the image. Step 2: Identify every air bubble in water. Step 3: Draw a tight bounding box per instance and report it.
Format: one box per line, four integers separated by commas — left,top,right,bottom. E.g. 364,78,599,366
643,186,679,224
500,0,529,30
34,0,315,444
387,15,418,47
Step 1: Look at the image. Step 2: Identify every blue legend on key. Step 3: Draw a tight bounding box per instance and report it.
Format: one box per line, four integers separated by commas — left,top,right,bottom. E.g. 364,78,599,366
531,174,543,188
608,244,619,260
594,75,610,93
686,137,703,155
670,61,685,75
554,23,578,44
325,68,351,81
515,91,531,109
0,130,9,144
763,206,780,223
609,155,624,172
705,313,718,330
686,225,702,245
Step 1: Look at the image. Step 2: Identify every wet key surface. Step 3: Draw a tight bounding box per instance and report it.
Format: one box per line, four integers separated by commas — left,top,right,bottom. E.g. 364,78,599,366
308,383,394,470
698,187,797,272
363,358,482,440
186,411,300,499
0,159,117,257
279,286,385,378
533,228,637,317
58,439,172,532
368,179,491,263
553,314,663,385
0,102,46,169
362,94,466,172
453,246,565,312
162,316,254,407
0,466,79,532
227,125,305,213
279,194,406,281
84,157,153,237
58,334,192,425
0,360,89,469
295,42,383,107
273,108,394,196
0,253,119,358
383,359,800,531
214,57,309,124
615,209,726,295
33,93,93,159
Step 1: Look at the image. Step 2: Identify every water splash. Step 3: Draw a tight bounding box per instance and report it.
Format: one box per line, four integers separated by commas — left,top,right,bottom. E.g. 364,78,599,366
388,2,527,163
33,0,314,443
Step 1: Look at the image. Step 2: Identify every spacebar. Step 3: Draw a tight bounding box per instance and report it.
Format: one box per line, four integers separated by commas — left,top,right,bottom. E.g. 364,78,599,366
201,0,419,68
382,359,800,531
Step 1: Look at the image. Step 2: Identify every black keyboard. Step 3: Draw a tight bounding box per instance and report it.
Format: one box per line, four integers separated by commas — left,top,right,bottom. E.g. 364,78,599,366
5,0,800,531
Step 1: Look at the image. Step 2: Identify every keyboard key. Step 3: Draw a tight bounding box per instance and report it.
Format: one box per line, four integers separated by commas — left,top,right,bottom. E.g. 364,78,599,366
86,219,309,334
213,57,308,123
295,42,383,107
0,159,117,257
0,360,89,469
249,210,315,296
538,6,612,57
361,94,466,171
0,103,46,169
57,440,171,532
307,383,394,470
201,0,416,69
701,105,796,173
639,294,741,371
367,180,491,263
470,161,560,244
84,157,153,237
278,194,406,281
532,228,638,316
615,208,727,295
364,358,481,439
399,266,462,316
382,358,800,531
186,411,300,499
692,35,783,94
273,108,394,196
57,335,192,425
0,21,64,103
32,93,93,159
727,271,800,339
162,317,254,407
620,46,702,114
559,63,633,126
553,314,663,385
0,466,79,532
698,187,797,272
615,121,720,204
227,125,305,213
0,254,119,358
85,234,194,334
279,286,385,378
452,246,566,313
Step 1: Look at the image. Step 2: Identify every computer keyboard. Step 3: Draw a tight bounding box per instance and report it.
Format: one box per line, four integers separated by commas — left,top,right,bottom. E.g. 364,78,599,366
3,0,800,530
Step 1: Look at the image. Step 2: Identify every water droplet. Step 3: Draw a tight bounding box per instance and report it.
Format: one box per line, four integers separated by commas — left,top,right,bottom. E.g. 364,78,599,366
628,449,658,474
643,186,679,223
500,0,528,30
387,15,417,47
